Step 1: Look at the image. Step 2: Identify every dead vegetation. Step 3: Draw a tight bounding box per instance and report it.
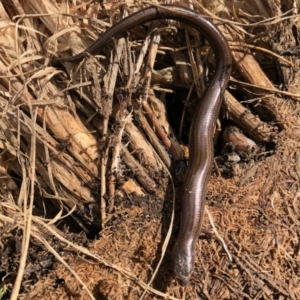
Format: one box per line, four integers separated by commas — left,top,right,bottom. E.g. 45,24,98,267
1,0,300,299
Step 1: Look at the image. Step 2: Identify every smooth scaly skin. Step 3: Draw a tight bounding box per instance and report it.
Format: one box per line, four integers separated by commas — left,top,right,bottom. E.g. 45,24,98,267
52,5,232,285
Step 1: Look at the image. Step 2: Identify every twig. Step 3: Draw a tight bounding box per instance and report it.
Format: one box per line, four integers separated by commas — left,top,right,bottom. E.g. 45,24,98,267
205,207,232,262
11,108,37,300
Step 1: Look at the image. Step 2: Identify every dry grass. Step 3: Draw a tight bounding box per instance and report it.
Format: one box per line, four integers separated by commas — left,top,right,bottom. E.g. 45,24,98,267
1,0,300,299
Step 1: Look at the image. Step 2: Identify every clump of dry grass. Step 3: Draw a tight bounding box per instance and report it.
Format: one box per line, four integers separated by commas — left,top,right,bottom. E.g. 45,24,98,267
1,0,300,299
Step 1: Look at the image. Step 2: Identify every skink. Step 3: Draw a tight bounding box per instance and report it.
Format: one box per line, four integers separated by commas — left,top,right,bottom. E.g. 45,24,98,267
52,5,232,285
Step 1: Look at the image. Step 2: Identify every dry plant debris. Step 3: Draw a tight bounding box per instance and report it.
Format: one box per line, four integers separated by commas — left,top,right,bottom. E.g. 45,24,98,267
1,0,300,299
